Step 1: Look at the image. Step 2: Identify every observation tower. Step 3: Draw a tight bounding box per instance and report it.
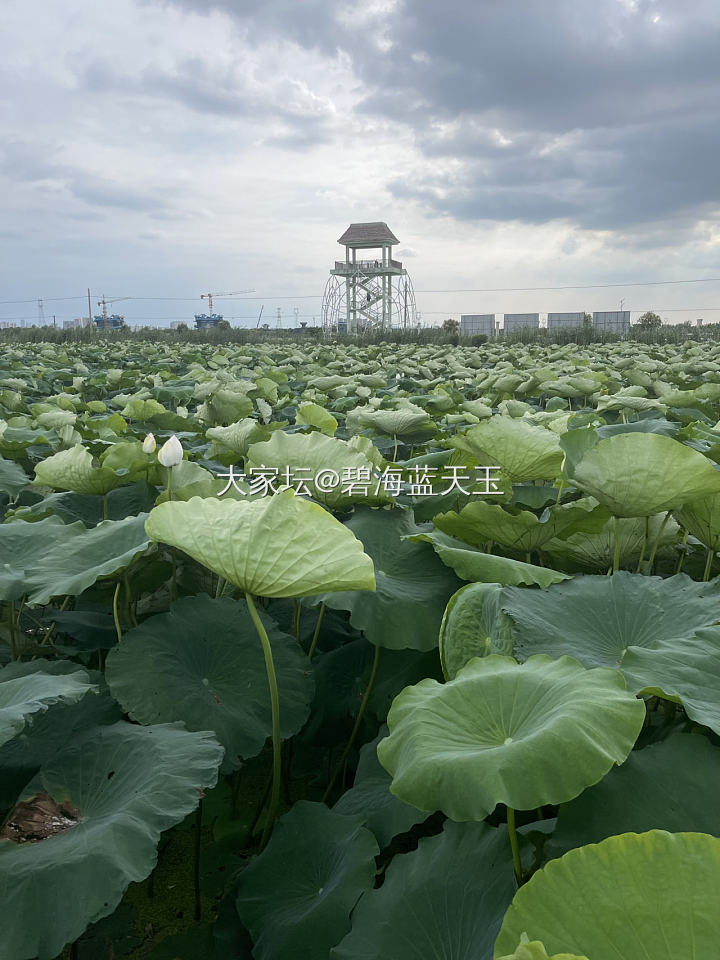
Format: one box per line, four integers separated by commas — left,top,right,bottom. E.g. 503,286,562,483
321,222,417,334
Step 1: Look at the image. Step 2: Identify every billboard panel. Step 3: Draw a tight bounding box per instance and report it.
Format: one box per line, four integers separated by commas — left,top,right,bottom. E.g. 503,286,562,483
460,314,495,335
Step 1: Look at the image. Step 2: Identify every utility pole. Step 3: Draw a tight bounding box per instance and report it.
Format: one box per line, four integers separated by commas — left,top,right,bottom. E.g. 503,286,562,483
276,308,282,329
87,288,93,326
293,307,299,328
37,298,45,325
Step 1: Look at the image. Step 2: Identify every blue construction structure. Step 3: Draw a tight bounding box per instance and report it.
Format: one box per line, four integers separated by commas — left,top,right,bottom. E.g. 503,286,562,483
93,314,125,331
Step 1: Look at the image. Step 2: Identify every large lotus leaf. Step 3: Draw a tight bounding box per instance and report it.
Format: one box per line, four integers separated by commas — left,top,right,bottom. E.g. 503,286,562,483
620,625,720,733
0,516,77,601
333,729,426,847
494,831,720,959
674,492,720,550
0,721,223,960
439,582,515,679
120,397,166,420
236,801,379,960
145,491,375,598
544,511,680,571
567,433,720,516
377,655,644,821
106,595,314,771
595,394,666,414
551,734,720,857
295,401,338,436
407,528,570,587
309,507,461,651
433,501,585,552
24,513,150,605
246,430,390,506
504,572,720,669
354,405,436,439
206,417,269,456
0,662,96,749
34,444,128,495
198,389,254,425
452,418,563,482
332,820,516,960
99,440,161,485
0,456,28,496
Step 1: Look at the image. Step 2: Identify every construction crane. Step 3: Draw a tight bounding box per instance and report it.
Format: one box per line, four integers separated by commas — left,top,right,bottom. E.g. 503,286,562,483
97,295,130,321
200,289,255,313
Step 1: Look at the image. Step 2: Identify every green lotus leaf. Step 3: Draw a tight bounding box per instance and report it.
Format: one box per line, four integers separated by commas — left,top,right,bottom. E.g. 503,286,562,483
99,440,160,484
247,430,391,506
433,501,586,553
332,820,516,960
24,514,150,606
595,394,666,414
0,662,97,749
236,801,379,960
567,433,720,516
552,734,720,857
407,528,570,587
452,418,563,482
355,405,436,439
0,516,76,601
120,397,167,421
504,572,720,669
494,831,720,959
145,491,375,598
497,936,589,960
106,595,314,771
0,722,223,960
35,408,77,430
439,582,514,679
34,444,128,496
0,456,29,497
295,401,338,436
155,459,249,502
206,417,269,456
197,389,254,425
333,729,426,847
377,654,644,821
544,512,679,571
309,507,461,651
674,492,720,550
620,625,720,733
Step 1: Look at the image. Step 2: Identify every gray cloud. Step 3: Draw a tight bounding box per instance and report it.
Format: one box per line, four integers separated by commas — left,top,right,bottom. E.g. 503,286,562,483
147,0,720,234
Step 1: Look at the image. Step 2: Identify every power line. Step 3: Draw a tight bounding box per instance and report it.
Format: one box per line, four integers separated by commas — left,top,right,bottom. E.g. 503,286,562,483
2,276,720,306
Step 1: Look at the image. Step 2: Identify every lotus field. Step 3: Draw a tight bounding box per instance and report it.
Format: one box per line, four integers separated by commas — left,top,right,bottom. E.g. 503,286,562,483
4,336,720,959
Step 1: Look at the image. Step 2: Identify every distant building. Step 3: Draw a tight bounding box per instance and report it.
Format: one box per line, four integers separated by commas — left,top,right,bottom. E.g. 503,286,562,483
547,312,585,330
593,311,630,334
460,314,496,336
503,313,540,333
696,318,704,327
63,317,92,329
194,313,224,330
93,314,125,331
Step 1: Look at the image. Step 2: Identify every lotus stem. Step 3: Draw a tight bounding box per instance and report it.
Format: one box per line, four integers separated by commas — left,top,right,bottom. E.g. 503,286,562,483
215,575,225,599
703,547,715,582
40,595,70,647
636,516,649,572
8,600,18,661
322,643,381,803
292,598,301,641
307,602,326,660
392,433,398,462
245,592,282,849
193,799,203,921
647,511,672,572
102,494,109,521
675,528,689,575
507,806,523,886
612,517,622,573
112,582,123,643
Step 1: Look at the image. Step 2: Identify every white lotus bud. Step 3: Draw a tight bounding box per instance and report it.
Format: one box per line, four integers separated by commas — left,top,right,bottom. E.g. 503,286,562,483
142,432,156,454
158,435,183,467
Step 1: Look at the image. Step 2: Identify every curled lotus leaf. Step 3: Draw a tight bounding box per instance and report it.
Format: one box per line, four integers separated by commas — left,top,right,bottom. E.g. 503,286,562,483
566,433,720,517
0,662,97,749
34,444,127,496
377,654,645,821
145,490,376,598
451,418,563,483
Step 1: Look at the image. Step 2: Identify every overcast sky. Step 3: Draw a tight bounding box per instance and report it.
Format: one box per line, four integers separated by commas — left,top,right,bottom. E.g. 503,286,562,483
1,0,719,327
